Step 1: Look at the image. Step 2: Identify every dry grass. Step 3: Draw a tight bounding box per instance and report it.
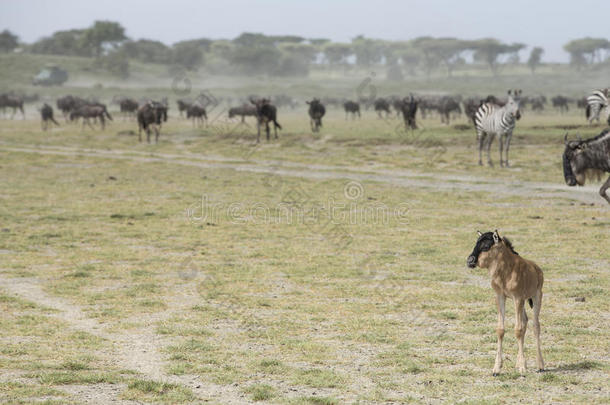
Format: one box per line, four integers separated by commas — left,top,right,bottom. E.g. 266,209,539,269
0,108,608,404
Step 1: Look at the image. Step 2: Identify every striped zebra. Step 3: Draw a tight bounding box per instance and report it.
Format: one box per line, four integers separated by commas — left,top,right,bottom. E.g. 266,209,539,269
475,89,522,167
586,88,609,125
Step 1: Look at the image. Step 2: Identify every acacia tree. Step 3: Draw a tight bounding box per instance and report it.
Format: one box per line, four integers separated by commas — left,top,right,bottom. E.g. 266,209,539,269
564,37,609,70
0,30,19,52
472,38,525,75
351,35,384,68
412,37,440,78
171,41,204,71
399,47,422,77
30,29,87,56
416,37,473,77
527,47,544,74
81,21,126,58
323,43,352,66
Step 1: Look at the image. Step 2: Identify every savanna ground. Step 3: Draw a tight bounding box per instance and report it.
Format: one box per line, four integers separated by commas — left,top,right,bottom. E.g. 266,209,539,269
0,68,609,404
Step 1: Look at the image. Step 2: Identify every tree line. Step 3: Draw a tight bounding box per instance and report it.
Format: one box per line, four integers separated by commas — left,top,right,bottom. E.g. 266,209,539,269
0,21,608,78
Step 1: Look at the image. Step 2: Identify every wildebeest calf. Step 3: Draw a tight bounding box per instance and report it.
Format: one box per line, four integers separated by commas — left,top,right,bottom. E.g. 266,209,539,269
467,230,545,376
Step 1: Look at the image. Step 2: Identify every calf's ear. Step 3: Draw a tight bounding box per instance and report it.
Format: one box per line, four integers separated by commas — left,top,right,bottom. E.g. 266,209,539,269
477,230,482,237
493,229,500,243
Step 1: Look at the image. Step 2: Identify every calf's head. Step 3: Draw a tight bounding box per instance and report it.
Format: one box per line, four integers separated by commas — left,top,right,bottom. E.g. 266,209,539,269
467,230,501,269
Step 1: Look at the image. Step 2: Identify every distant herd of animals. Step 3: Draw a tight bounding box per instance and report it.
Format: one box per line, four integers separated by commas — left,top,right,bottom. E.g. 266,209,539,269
0,88,609,203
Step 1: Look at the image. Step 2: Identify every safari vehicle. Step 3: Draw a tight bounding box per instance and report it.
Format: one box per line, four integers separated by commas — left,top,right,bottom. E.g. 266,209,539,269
32,64,68,86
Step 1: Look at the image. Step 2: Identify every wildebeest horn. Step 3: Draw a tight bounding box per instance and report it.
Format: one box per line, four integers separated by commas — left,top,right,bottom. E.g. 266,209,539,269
564,133,569,145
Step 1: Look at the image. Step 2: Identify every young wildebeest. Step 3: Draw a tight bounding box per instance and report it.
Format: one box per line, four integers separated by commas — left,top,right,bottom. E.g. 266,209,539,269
467,230,544,376
40,103,59,130
228,104,257,123
475,90,522,167
186,104,207,127
563,129,610,204
401,95,418,130
307,98,326,132
250,98,281,143
0,94,25,119
119,98,139,120
343,100,361,120
374,98,391,118
137,101,168,143
70,104,113,130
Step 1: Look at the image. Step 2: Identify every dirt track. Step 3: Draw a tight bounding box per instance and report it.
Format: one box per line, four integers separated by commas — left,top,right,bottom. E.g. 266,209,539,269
1,142,605,206
0,274,248,403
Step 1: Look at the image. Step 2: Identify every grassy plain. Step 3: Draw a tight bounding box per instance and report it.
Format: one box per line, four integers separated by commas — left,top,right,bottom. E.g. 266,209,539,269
0,77,609,404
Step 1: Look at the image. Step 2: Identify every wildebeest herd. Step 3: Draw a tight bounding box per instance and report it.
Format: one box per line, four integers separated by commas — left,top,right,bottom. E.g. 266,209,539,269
2,87,609,203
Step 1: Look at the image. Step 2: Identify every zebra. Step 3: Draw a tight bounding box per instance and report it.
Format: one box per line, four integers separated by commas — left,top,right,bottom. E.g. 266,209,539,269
586,88,609,125
475,90,522,167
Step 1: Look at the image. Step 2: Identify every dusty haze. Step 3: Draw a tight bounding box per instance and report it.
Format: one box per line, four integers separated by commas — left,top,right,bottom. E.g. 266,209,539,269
2,0,609,62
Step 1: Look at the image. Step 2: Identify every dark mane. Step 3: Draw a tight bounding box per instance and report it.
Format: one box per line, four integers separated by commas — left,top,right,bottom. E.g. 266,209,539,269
582,128,610,144
502,237,519,255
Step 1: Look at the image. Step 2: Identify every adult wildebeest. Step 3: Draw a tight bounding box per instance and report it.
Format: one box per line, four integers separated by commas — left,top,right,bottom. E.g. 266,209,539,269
439,96,461,124
484,95,506,107
70,104,113,130
343,100,361,120
0,94,25,119
176,99,193,117
530,98,545,113
390,97,404,117
401,95,418,130
119,98,139,120
186,104,207,127
250,98,281,143
56,95,88,121
563,129,610,204
467,230,545,376
374,98,391,118
551,95,570,114
40,103,59,131
307,98,326,132
137,101,168,143
475,90,522,167
463,98,482,126
228,104,257,123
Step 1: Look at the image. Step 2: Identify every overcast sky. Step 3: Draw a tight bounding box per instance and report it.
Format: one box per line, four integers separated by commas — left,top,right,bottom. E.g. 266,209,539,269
1,0,609,62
